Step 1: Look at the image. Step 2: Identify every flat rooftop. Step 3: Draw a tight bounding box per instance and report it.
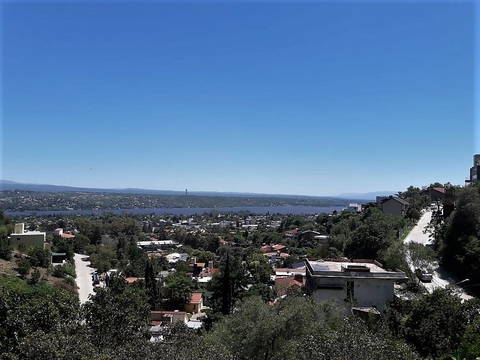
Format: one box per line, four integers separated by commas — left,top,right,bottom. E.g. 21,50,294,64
308,260,385,273
306,259,407,280
10,231,46,235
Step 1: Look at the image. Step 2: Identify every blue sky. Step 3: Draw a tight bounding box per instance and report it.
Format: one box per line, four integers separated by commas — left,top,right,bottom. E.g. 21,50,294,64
1,1,476,196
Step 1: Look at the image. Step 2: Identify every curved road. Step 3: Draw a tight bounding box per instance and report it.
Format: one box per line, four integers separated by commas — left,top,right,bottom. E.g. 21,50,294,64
404,210,474,301
74,253,96,304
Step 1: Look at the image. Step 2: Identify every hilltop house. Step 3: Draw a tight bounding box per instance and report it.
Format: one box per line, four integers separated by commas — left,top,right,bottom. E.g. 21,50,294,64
381,196,409,217
422,187,446,203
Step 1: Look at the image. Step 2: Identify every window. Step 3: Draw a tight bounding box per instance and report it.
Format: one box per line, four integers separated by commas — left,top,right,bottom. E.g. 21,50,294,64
346,281,355,302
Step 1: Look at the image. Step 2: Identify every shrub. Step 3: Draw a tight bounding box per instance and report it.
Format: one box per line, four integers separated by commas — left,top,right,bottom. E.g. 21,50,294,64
17,258,31,277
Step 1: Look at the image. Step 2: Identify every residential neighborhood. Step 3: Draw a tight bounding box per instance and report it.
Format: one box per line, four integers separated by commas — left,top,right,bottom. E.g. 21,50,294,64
1,171,480,359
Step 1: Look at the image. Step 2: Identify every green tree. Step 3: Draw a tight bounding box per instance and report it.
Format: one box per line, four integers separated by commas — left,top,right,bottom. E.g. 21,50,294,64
246,251,274,284
17,257,31,277
441,186,480,286
164,274,193,306
209,250,248,316
0,238,12,260
51,235,74,260
26,246,51,268
0,276,80,355
403,289,476,358
206,295,419,360
72,234,90,253
83,276,150,348
145,259,160,310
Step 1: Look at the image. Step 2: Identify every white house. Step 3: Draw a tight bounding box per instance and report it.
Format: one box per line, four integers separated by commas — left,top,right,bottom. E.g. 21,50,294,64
305,259,407,312
345,203,362,213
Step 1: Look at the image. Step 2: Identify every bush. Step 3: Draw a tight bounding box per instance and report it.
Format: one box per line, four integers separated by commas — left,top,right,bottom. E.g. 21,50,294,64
52,262,76,279
28,269,41,285
27,247,51,268
52,265,64,278
17,258,31,277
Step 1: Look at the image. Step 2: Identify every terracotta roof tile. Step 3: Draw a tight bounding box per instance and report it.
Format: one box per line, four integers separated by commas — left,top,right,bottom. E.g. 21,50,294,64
190,292,203,304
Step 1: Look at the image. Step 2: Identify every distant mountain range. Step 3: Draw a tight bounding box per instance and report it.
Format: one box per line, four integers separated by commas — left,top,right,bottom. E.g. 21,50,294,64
0,180,395,201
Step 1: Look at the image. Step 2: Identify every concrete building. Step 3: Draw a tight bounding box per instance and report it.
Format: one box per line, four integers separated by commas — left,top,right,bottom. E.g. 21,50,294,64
9,223,47,250
137,239,178,252
306,259,407,312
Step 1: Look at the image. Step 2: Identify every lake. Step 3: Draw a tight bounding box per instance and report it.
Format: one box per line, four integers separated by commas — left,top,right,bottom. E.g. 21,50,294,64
5,205,346,217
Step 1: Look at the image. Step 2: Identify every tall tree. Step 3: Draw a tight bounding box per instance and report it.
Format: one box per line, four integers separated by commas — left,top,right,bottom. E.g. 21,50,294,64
145,259,159,310
209,248,248,316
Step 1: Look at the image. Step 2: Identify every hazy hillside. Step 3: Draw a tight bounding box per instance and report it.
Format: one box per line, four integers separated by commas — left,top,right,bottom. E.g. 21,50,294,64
1,180,372,201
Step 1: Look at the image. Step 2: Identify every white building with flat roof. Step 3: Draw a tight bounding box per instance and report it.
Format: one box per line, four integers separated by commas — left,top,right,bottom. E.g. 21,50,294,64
9,223,47,250
306,259,407,312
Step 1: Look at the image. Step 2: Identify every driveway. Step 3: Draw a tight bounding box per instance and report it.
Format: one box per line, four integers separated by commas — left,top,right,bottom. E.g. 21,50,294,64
74,253,96,304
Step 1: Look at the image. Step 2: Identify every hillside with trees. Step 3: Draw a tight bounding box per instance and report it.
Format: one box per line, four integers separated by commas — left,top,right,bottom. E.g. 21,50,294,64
435,184,480,290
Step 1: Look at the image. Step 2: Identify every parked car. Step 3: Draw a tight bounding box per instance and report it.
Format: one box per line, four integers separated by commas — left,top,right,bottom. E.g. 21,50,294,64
92,273,100,285
415,268,433,282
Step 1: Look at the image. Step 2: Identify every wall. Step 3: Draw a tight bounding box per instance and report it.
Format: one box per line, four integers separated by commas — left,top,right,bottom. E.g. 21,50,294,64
9,232,46,250
382,200,403,216
309,277,395,312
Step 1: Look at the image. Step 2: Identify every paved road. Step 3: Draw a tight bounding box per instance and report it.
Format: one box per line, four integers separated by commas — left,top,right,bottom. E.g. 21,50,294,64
74,253,96,304
404,210,474,301
404,210,432,245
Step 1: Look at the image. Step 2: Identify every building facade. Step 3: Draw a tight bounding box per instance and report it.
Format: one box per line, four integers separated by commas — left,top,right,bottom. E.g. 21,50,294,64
9,223,47,250
381,196,409,217
306,259,407,312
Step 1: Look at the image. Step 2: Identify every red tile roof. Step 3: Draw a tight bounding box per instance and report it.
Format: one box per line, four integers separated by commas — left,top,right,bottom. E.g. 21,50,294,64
275,275,304,296
210,268,219,275
125,277,144,284
61,233,75,239
190,292,203,304
260,245,271,253
433,187,446,194
275,276,304,287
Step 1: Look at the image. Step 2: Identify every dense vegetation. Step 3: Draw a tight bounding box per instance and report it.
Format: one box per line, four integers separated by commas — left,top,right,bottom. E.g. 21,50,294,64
1,271,479,360
435,184,480,291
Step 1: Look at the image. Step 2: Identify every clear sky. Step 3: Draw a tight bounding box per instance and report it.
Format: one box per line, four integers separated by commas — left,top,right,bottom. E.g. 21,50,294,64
1,0,476,196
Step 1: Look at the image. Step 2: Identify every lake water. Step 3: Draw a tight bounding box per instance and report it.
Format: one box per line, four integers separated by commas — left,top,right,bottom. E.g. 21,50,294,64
5,205,346,217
